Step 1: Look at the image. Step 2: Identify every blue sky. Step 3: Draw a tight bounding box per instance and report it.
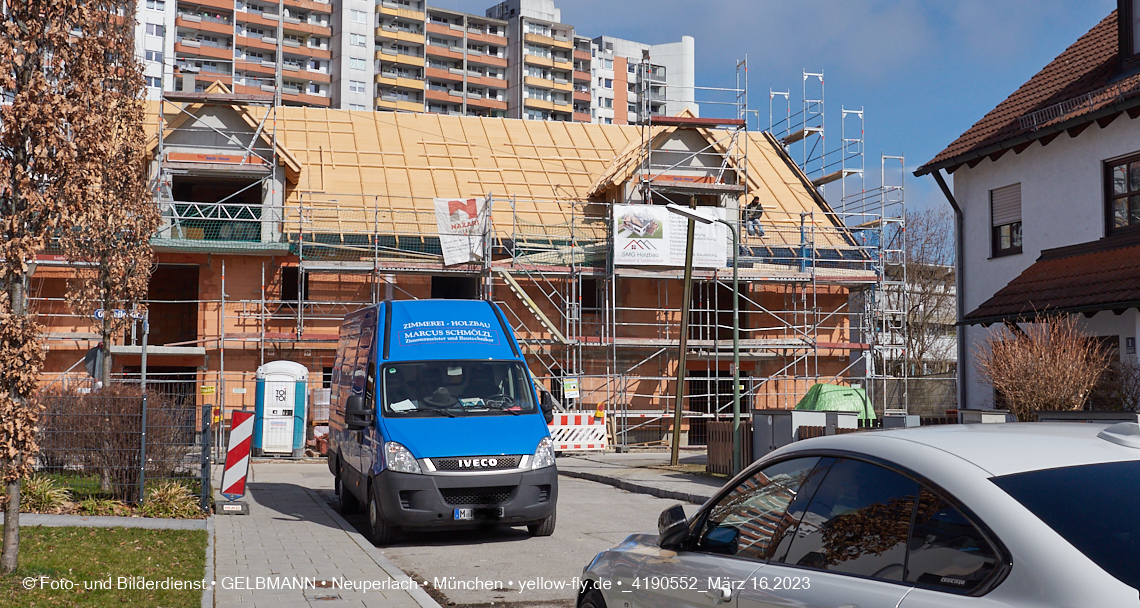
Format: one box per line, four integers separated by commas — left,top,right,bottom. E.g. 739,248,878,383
431,0,1117,211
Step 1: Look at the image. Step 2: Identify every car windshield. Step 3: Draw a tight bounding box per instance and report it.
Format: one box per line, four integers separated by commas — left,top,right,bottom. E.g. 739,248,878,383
991,460,1140,592
380,360,537,417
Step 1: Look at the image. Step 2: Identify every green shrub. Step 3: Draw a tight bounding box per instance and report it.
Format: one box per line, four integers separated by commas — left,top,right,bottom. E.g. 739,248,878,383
139,481,203,519
78,497,124,516
22,475,72,513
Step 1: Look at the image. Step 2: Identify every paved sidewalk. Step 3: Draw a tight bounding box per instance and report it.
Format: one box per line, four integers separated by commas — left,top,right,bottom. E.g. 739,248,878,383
209,462,439,608
2,512,207,529
555,451,725,504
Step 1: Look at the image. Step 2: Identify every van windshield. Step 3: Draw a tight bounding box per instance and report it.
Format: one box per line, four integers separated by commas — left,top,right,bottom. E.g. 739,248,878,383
380,360,537,417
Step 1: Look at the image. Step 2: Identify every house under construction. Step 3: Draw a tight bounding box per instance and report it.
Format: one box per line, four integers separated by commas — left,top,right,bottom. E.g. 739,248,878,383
34,67,908,448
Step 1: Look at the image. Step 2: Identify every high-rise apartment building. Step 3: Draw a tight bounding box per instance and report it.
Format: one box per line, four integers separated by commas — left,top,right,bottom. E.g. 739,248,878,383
135,0,693,123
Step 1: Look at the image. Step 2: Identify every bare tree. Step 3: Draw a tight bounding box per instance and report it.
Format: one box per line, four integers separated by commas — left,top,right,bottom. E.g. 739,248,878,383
61,16,158,387
0,0,142,573
900,207,956,375
973,314,1112,421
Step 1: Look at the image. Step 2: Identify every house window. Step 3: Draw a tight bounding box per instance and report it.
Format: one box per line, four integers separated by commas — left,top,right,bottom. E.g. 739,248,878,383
350,9,367,23
146,0,164,10
350,57,366,70
146,23,164,37
1109,153,1140,233
349,103,367,111
145,76,162,87
350,33,367,47
349,80,366,93
145,50,163,63
991,183,1022,257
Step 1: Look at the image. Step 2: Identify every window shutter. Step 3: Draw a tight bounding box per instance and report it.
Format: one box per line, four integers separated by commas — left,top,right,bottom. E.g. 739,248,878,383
991,183,1021,227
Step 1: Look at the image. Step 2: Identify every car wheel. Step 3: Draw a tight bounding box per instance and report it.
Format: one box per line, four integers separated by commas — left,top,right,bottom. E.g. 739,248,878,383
336,469,361,514
527,508,556,537
366,485,398,546
579,587,606,608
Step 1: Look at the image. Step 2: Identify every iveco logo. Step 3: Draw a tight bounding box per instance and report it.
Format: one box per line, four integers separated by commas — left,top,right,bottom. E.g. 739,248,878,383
459,458,498,468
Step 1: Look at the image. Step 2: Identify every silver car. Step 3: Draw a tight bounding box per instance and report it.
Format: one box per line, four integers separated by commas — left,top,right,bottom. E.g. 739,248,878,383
578,422,1140,608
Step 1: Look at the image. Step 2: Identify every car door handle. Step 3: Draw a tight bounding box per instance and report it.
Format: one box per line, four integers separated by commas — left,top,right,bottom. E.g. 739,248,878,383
703,587,733,604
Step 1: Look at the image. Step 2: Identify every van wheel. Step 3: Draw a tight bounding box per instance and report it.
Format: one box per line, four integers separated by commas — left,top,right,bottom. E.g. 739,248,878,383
366,485,398,546
336,470,361,514
527,508,556,537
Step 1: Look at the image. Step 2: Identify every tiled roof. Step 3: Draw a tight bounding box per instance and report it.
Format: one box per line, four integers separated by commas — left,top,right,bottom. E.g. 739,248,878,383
917,9,1140,175
964,234,1140,323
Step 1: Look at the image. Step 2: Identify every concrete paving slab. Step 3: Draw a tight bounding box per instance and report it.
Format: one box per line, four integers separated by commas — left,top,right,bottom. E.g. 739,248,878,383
2,512,207,529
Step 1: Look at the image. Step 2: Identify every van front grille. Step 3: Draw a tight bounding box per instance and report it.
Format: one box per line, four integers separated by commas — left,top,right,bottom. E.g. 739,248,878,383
440,486,513,505
432,455,521,471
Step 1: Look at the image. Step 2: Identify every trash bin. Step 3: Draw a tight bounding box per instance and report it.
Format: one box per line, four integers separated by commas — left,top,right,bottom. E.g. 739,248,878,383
254,361,308,458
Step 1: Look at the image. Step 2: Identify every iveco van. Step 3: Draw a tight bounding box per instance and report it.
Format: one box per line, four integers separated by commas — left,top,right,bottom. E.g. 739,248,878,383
328,299,557,545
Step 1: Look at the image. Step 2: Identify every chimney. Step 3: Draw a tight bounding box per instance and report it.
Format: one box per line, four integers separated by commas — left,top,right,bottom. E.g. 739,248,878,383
182,74,196,93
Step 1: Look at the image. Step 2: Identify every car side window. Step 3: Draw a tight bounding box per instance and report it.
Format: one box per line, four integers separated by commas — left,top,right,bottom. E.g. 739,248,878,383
780,458,919,582
906,487,999,593
697,457,820,560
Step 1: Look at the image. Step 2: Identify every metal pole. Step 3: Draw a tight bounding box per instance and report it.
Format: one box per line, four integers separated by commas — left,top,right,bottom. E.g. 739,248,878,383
670,197,698,466
138,313,149,503
722,220,741,475
200,400,211,513
219,259,225,460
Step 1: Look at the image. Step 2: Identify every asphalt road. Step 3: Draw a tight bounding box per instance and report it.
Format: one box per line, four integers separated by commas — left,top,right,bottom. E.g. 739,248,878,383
326,476,698,608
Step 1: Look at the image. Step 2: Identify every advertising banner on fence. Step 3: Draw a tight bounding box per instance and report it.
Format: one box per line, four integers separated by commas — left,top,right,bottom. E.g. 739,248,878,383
613,204,727,268
435,196,490,266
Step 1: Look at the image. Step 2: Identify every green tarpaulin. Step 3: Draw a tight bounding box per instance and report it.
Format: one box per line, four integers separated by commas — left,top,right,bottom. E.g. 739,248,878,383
794,383,875,420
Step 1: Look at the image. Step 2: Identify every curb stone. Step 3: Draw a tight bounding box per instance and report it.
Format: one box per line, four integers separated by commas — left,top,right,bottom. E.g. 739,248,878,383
202,516,214,608
302,487,443,608
557,469,713,505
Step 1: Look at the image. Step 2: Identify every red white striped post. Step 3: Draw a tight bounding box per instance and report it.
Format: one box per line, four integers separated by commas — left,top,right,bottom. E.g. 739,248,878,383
220,410,254,513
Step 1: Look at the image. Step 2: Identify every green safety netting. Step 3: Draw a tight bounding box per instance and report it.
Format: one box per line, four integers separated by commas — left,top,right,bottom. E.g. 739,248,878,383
794,383,874,420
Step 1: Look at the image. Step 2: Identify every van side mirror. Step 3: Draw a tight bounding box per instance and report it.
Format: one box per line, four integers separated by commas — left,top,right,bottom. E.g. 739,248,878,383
540,391,555,424
345,395,373,430
657,504,689,549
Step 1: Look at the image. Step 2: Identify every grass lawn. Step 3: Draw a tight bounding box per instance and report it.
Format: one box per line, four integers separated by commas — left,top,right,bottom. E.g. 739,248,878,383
0,527,207,607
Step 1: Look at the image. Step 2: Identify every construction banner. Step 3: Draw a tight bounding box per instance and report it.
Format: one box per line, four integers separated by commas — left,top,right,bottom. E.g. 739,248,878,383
613,204,727,268
435,196,490,266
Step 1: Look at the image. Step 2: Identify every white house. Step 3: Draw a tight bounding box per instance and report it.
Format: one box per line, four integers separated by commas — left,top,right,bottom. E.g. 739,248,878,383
915,1,1140,408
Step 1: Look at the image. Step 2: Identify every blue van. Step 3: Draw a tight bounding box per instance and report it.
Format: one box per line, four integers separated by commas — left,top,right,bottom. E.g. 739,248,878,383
328,299,557,545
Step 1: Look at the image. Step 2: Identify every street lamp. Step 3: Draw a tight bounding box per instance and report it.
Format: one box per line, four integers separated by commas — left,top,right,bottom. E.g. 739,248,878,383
665,204,742,475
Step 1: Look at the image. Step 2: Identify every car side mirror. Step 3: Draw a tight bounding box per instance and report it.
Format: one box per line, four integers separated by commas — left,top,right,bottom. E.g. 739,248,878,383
345,395,373,430
657,504,689,549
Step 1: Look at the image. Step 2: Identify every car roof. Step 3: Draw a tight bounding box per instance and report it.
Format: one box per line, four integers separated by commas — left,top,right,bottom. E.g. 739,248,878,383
778,422,1140,477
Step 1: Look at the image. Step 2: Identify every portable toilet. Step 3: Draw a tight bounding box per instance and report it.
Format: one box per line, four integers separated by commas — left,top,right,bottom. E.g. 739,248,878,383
254,361,308,457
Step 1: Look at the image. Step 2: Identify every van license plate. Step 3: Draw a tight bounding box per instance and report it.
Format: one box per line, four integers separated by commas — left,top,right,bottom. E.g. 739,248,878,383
454,508,504,520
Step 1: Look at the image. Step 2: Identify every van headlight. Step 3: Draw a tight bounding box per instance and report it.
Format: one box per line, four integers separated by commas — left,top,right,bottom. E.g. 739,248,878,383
532,436,555,470
385,441,421,474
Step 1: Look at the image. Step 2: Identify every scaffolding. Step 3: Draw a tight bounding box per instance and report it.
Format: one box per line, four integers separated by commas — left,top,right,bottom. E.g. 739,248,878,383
34,60,915,453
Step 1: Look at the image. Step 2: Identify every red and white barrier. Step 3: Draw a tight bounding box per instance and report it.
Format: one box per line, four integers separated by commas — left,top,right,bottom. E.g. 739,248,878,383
221,411,255,500
548,412,608,451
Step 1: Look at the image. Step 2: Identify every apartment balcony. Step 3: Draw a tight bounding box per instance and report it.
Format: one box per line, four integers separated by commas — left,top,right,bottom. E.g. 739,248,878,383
465,30,507,46
573,70,590,82
283,0,333,14
573,111,591,122
466,53,507,69
281,19,332,37
176,16,232,36
573,49,590,61
424,88,455,103
466,74,506,89
426,22,462,38
181,0,234,12
375,97,424,112
378,49,425,67
524,33,556,47
377,26,425,44
280,90,332,106
523,97,554,111
425,67,463,83
425,44,464,61
523,54,554,68
573,90,590,102
377,2,424,21
234,59,275,76
524,75,553,89
467,96,507,111
550,35,573,49
552,79,572,92
234,35,278,53
552,55,572,67
175,40,233,61
236,10,285,31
